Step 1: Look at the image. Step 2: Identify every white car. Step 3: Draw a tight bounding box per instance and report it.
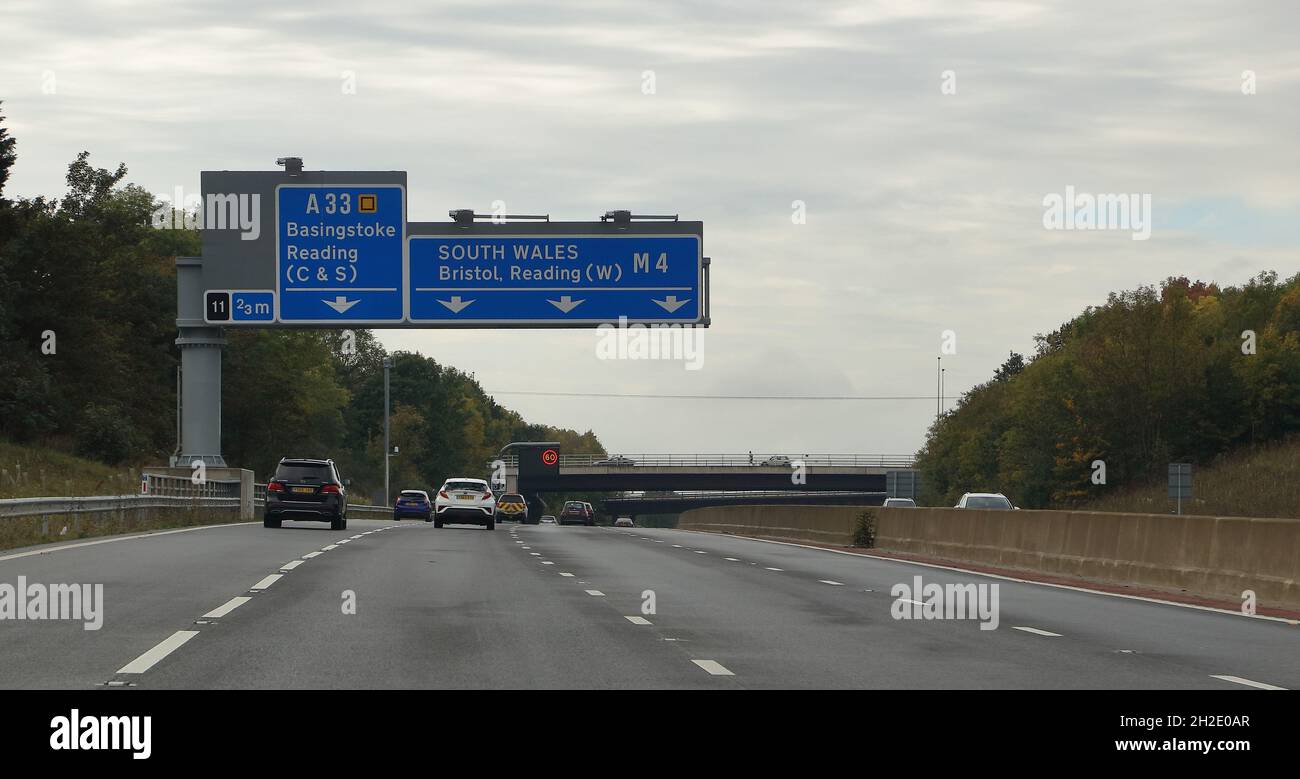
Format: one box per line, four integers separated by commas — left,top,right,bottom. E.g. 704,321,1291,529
762,455,791,466
434,478,497,529
614,516,634,527
954,492,1015,509
882,497,916,508
540,516,557,524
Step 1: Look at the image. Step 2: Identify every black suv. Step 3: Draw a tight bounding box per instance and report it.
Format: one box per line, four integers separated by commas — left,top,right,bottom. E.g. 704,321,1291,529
558,500,593,526
264,458,348,530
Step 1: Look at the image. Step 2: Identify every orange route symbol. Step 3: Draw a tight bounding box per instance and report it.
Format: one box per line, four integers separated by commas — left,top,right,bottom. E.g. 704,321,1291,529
541,449,559,466
358,193,378,213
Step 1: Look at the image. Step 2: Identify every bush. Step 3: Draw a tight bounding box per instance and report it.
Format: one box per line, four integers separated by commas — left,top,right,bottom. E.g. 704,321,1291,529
74,404,139,465
852,509,877,547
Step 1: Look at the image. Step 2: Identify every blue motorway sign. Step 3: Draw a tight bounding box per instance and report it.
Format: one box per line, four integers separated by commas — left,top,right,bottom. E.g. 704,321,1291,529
408,234,703,324
276,184,405,323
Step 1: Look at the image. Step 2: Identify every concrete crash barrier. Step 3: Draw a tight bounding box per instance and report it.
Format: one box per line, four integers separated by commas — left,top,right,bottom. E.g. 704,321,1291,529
678,505,1300,610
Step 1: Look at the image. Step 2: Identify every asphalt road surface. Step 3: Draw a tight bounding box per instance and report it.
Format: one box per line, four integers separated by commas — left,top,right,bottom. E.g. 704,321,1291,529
0,518,1296,689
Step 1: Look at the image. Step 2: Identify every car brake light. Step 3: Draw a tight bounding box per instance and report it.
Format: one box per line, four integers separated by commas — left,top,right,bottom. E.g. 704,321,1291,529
484,489,493,499
321,484,341,494
267,482,284,492
439,489,449,499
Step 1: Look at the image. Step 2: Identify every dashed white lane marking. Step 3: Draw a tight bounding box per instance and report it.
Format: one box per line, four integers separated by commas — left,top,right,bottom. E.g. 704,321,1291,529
280,560,304,571
118,630,200,674
321,544,338,551
655,540,665,543
765,567,784,572
1012,626,1062,637
302,551,322,559
522,546,531,549
671,544,683,548
724,557,740,562
337,539,351,544
202,597,251,619
349,535,363,539
250,574,282,591
1210,675,1287,690
625,616,652,625
819,580,844,586
692,659,734,676
899,598,924,606
694,550,707,554
585,590,605,596
559,572,574,577
541,561,554,565
530,552,541,556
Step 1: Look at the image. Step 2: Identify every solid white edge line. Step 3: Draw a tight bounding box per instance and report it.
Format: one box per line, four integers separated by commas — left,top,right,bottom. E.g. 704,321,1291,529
201,596,251,619
117,630,200,674
674,530,1300,624
692,659,734,676
1210,674,1287,690
0,521,255,563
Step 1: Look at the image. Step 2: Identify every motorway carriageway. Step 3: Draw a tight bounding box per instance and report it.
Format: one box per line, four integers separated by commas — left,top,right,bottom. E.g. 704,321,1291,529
0,519,1295,689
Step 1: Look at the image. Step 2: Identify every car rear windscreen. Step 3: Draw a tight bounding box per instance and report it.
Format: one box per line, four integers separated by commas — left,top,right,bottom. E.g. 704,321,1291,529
445,481,485,492
499,495,524,504
968,496,1011,509
400,491,426,498
275,464,332,481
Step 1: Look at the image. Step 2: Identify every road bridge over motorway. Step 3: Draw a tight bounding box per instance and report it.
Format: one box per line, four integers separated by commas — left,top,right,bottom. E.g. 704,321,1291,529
496,452,913,492
601,490,886,519
491,445,916,519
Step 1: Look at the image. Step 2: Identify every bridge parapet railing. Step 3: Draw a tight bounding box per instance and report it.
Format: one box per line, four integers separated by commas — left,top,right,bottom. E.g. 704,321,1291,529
492,454,916,469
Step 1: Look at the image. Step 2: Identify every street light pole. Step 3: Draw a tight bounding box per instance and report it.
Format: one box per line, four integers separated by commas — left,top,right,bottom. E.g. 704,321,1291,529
936,356,942,423
383,356,392,506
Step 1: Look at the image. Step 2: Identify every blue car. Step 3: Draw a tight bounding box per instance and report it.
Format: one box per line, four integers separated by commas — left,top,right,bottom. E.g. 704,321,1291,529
393,490,432,521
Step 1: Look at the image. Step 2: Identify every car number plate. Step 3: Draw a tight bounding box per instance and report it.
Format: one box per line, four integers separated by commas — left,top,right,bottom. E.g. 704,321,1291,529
292,487,314,494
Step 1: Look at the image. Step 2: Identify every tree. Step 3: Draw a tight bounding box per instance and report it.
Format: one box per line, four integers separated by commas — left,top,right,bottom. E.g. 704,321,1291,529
917,272,1300,508
993,352,1025,382
0,101,15,203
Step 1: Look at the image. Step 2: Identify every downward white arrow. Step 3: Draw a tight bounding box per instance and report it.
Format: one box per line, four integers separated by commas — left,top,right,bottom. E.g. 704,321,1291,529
438,296,475,313
323,296,359,314
653,295,691,313
548,295,585,313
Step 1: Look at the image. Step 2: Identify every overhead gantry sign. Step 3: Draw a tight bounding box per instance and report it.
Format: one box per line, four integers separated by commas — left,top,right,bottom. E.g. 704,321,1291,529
196,168,707,328
174,165,709,465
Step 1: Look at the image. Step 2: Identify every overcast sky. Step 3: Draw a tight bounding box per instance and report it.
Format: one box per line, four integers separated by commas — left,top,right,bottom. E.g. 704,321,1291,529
3,1,1298,457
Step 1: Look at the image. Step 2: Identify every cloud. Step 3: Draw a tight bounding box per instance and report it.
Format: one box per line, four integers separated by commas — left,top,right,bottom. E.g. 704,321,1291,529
2,0,1297,456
